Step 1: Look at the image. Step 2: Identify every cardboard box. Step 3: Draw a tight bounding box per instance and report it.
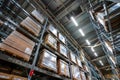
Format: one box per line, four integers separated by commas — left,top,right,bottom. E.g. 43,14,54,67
58,59,70,77
11,69,23,75
80,72,86,80
58,43,67,58
69,51,76,64
0,20,3,26
45,34,57,50
0,72,12,80
76,58,82,68
31,10,45,24
12,75,27,80
0,31,35,61
58,33,66,44
20,17,41,36
71,65,81,80
38,49,57,72
48,24,57,37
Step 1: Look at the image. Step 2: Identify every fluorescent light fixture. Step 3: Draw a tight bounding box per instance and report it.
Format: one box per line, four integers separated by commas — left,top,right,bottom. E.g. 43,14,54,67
71,16,78,26
105,42,113,53
99,60,104,66
79,29,85,36
86,39,90,45
109,56,116,65
94,52,98,57
91,47,95,52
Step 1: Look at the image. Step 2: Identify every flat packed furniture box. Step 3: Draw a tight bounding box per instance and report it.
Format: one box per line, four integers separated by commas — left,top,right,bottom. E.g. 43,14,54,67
44,34,57,50
58,43,67,58
0,31,35,61
69,51,76,64
0,72,12,80
20,17,41,36
80,72,86,80
47,24,57,37
58,33,66,44
31,10,45,24
76,58,82,68
58,59,70,77
38,49,57,72
71,65,81,80
12,75,27,80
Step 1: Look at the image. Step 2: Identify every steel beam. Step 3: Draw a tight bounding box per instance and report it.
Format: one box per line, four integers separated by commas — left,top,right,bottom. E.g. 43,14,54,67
91,55,107,62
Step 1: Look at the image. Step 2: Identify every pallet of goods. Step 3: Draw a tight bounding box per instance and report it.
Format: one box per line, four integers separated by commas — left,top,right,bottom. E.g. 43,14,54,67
58,33,66,44
76,57,82,68
58,43,68,58
31,10,45,24
71,65,81,80
80,71,86,80
0,31,35,61
38,49,57,72
44,34,57,50
95,3,120,32
69,51,77,64
47,24,58,37
12,75,28,80
0,72,12,80
58,59,70,77
20,17,41,36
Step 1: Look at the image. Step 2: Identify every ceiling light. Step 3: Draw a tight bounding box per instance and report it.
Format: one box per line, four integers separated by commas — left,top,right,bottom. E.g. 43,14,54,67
94,52,98,57
109,56,116,65
86,39,90,45
71,16,78,26
79,29,85,36
99,60,104,66
91,47,95,52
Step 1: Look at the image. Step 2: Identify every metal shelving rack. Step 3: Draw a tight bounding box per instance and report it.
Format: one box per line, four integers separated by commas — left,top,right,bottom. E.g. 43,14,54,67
0,0,92,80
87,0,120,79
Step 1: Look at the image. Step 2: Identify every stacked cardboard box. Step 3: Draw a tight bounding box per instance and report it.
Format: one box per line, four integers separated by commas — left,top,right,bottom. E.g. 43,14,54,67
58,59,70,77
76,58,82,68
20,17,41,36
44,34,57,50
48,24,58,37
71,65,81,80
58,43,68,58
70,51,77,64
38,49,57,72
31,10,45,24
0,31,35,61
58,33,66,44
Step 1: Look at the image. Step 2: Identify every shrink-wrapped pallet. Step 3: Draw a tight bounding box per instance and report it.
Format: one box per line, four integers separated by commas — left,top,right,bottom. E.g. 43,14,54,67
0,31,35,61
38,49,57,72
71,65,81,80
69,51,76,64
0,72,12,80
31,10,45,23
20,17,41,36
45,34,57,50
76,58,82,68
47,24,57,37
58,59,70,77
58,33,66,44
58,43,67,58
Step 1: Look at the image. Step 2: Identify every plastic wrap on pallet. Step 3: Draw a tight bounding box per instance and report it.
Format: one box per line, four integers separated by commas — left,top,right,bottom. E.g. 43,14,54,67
45,34,57,50
70,51,76,63
0,31,35,61
0,72,12,80
20,17,41,36
59,43,67,57
38,49,57,72
71,65,81,80
58,59,70,77
31,10,45,24
48,24,57,37
80,71,86,80
77,58,82,68
59,33,66,44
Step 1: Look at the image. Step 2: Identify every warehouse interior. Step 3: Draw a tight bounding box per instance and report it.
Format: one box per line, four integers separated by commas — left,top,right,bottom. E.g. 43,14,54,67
0,0,120,80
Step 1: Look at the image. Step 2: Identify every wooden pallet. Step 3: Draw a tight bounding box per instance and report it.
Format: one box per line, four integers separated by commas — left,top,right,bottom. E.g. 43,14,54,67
44,34,57,51
38,49,57,73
